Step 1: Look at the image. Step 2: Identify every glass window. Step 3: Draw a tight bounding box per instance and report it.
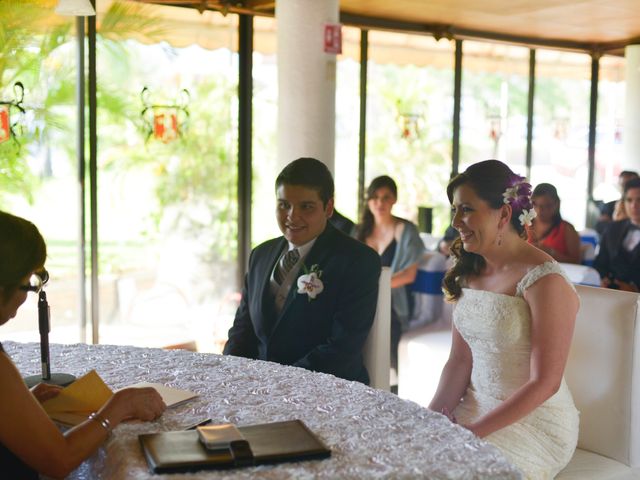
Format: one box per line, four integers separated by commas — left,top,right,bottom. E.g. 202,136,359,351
594,55,626,205
333,26,361,226
0,4,78,343
252,15,280,245
94,1,238,352
532,49,592,230
365,31,454,236
459,41,530,175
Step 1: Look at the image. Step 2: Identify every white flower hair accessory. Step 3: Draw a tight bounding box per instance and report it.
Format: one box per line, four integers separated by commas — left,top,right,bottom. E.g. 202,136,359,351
297,264,324,301
502,176,535,227
518,208,537,227
502,186,520,205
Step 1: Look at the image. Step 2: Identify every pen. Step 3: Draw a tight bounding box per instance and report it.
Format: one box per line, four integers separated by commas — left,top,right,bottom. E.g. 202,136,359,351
184,418,212,430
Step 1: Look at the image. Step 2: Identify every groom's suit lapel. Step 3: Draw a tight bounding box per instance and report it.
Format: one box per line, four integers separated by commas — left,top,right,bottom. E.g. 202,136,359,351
269,224,337,337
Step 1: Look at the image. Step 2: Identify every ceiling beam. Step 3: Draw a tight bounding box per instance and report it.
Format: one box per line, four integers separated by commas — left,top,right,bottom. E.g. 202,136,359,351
339,12,629,55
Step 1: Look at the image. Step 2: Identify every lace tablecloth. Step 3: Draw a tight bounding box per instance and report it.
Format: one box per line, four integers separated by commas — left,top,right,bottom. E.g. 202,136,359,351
6,342,521,479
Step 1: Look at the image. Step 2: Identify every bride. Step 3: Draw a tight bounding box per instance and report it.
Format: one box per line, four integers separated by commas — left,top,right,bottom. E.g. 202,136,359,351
429,160,579,479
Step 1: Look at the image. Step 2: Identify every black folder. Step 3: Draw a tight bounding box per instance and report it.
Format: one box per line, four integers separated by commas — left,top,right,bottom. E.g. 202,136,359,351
138,419,331,474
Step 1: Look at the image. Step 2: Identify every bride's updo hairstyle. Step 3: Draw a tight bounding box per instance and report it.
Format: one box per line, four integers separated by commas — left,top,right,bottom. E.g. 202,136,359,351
442,160,532,301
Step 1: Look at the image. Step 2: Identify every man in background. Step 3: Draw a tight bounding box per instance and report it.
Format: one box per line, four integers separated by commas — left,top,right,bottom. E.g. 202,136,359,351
596,170,639,234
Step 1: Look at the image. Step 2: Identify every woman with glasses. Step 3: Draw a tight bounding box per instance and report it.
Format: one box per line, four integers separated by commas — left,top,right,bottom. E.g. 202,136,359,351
0,211,166,479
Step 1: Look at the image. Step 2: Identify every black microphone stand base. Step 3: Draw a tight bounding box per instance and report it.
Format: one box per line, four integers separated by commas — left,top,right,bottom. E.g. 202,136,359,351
24,373,76,388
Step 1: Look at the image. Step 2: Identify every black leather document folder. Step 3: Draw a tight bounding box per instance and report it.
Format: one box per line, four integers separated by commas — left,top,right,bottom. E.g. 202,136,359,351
139,419,331,474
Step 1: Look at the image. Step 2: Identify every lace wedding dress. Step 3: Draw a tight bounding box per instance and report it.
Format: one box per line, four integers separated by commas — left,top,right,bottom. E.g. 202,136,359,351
453,261,579,479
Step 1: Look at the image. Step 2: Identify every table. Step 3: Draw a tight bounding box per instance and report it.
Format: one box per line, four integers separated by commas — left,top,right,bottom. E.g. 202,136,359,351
7,341,521,479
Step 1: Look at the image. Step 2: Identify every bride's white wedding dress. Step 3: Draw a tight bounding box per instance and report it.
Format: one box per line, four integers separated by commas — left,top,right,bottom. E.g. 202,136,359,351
453,261,579,479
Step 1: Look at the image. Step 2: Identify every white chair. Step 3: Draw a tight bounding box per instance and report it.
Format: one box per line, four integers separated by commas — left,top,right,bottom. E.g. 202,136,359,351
363,266,391,391
579,228,599,267
559,262,601,287
410,251,447,328
558,285,640,479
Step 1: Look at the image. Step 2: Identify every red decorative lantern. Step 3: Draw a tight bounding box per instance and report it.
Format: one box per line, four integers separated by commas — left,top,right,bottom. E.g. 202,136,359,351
140,87,190,144
153,112,179,143
0,105,10,144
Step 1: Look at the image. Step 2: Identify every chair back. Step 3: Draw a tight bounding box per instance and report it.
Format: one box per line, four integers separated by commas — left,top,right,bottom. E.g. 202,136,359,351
410,251,446,326
363,266,391,391
559,262,601,286
579,228,599,266
580,241,596,266
565,286,640,466
579,228,599,248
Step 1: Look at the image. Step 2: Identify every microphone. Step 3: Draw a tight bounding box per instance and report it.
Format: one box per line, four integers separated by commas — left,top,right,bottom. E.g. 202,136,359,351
24,288,76,388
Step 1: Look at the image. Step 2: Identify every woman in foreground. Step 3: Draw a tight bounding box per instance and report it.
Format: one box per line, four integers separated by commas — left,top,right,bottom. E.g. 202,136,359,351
0,210,166,479
429,160,579,479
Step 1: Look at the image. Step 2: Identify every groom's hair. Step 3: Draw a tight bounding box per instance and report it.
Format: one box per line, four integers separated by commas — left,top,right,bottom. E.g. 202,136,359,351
275,157,334,207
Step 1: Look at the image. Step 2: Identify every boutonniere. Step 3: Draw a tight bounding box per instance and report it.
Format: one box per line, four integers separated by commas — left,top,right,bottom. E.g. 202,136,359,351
297,264,324,301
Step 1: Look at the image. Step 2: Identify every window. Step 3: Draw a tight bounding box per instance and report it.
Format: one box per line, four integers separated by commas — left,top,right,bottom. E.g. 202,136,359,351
459,41,530,176
365,31,454,236
531,49,592,230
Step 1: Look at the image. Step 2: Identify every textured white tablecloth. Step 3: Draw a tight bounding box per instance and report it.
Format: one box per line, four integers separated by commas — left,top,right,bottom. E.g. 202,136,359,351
6,341,521,479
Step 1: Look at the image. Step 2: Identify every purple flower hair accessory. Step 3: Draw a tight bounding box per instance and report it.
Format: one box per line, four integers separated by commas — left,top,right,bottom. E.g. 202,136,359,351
502,175,536,226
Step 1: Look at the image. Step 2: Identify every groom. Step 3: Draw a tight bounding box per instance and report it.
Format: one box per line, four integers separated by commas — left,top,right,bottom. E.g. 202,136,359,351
223,157,381,384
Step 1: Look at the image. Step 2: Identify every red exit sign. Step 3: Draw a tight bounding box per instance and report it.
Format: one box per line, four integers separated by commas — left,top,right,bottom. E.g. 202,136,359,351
324,23,342,54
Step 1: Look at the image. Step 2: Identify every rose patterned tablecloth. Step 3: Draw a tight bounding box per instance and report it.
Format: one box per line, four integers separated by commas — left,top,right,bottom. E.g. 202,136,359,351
6,341,521,479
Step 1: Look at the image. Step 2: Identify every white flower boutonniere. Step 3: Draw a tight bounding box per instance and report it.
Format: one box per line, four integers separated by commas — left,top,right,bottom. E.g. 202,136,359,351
518,208,537,227
297,264,324,301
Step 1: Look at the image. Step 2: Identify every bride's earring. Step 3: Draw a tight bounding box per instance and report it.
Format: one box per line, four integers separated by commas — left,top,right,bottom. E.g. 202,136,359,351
496,230,503,246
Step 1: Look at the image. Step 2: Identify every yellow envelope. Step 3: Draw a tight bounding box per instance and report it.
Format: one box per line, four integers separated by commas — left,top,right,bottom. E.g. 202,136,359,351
42,370,113,425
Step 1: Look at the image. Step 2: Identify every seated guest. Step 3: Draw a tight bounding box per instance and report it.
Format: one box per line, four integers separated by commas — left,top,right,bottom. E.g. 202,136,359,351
596,170,639,234
438,226,459,258
529,183,581,264
355,175,424,378
594,177,640,292
0,211,165,479
223,158,381,384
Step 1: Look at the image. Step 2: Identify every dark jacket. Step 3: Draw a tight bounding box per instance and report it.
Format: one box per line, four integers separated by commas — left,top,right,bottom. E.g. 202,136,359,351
223,223,381,384
594,219,640,288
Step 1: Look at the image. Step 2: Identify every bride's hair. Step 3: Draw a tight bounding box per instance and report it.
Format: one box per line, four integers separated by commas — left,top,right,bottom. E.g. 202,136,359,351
442,160,529,301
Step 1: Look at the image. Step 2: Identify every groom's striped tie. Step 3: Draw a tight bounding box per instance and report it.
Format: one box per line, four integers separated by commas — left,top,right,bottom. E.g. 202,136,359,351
274,248,300,285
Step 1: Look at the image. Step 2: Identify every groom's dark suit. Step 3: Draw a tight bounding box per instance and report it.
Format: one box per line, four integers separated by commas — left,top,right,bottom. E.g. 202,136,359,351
223,223,381,384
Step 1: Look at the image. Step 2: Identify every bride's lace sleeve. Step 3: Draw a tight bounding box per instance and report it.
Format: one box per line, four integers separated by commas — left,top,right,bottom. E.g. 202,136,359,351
515,261,575,297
